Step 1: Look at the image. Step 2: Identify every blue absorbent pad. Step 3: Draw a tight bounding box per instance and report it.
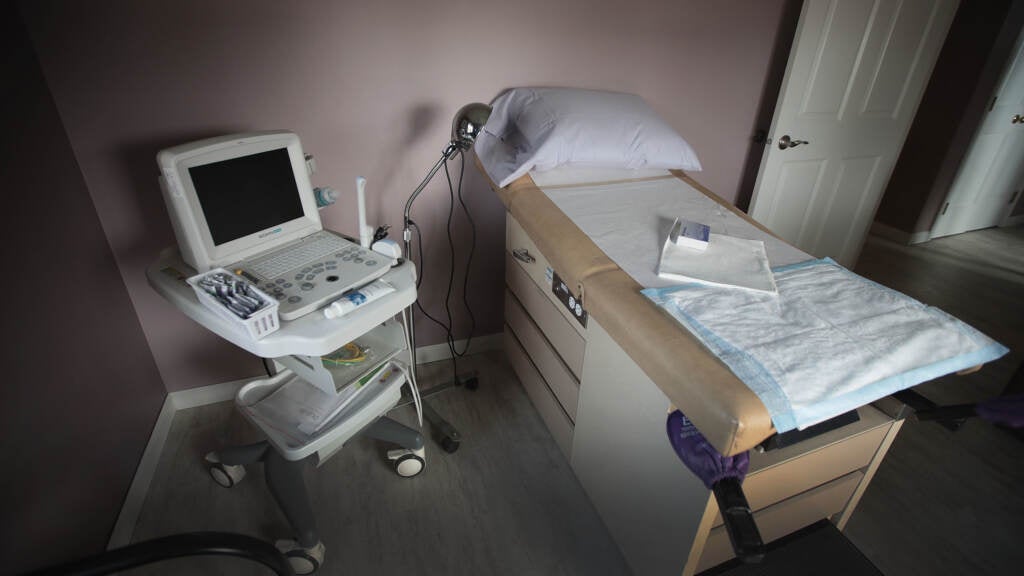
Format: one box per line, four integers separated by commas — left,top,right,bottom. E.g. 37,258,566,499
642,258,1009,432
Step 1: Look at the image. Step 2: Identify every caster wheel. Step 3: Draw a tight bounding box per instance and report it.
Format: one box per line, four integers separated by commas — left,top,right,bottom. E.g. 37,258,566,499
276,539,325,575
395,454,425,477
440,436,460,454
464,377,479,391
204,452,245,487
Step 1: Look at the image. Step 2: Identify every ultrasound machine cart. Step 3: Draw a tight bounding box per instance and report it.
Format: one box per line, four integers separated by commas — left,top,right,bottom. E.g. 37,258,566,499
147,249,423,574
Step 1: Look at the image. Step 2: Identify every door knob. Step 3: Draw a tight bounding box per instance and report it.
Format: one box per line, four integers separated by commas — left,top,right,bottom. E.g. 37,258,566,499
1013,114,1023,124
778,135,809,150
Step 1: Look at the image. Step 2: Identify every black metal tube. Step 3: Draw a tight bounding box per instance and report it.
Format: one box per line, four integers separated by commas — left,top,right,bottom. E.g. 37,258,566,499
24,532,295,576
712,477,766,564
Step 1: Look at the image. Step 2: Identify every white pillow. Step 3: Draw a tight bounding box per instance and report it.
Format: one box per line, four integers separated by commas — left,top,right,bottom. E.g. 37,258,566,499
475,87,702,188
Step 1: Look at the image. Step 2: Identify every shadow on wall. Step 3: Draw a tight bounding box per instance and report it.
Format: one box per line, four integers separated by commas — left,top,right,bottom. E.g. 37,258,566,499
364,103,443,219
734,0,803,213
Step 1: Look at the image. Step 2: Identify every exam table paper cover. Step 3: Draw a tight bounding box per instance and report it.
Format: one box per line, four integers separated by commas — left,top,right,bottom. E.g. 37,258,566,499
535,174,810,289
643,259,1009,432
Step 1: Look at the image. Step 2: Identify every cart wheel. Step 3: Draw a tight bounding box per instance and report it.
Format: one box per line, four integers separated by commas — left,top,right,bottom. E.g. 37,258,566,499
395,453,425,477
204,452,246,488
440,436,460,454
276,539,325,575
464,377,479,391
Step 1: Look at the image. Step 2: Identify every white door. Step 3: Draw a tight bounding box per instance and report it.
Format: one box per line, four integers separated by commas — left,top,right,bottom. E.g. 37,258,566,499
930,29,1024,238
749,0,958,267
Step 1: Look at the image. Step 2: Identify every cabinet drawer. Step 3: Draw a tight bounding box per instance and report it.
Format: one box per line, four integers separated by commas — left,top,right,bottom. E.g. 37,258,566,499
506,254,586,378
709,410,891,527
505,290,580,421
504,327,574,459
697,470,863,572
506,213,587,338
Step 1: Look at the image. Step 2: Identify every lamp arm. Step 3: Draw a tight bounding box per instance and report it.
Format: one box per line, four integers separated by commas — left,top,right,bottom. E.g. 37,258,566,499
402,141,461,244
401,139,462,368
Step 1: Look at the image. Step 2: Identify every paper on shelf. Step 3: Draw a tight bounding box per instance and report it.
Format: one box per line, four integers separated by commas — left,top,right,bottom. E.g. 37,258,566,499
252,363,389,438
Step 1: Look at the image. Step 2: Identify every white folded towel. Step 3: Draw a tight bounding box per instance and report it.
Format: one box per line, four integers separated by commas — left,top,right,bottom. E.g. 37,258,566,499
657,230,777,294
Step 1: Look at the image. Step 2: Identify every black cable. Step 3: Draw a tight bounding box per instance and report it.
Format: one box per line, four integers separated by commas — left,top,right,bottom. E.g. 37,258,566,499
405,148,479,383
439,152,476,358
410,220,459,379
454,151,476,357
410,222,448,334
441,157,459,358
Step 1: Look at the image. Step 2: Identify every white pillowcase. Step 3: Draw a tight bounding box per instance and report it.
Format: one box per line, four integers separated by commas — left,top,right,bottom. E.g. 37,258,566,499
475,87,702,188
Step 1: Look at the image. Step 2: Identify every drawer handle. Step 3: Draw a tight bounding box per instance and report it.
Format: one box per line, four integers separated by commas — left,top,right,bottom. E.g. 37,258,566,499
513,248,536,264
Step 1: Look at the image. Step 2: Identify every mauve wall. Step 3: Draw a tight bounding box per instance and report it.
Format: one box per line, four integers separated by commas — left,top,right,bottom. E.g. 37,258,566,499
22,0,789,392
2,9,166,572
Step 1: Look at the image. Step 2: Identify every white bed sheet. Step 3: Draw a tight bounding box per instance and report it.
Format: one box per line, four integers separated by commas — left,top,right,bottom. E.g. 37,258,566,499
532,168,809,289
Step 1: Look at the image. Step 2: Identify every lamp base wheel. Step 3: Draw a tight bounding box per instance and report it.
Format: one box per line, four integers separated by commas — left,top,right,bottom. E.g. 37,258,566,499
440,436,460,454
276,539,325,575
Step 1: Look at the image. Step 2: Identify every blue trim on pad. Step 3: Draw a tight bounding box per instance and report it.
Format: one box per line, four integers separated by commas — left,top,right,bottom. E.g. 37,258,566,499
642,258,1009,433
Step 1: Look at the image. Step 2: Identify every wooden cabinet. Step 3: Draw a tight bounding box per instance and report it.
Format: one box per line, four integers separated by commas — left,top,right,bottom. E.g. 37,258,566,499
502,212,901,576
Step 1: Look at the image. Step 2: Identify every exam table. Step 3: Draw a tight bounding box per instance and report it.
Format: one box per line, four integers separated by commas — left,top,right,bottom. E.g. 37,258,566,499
483,162,922,575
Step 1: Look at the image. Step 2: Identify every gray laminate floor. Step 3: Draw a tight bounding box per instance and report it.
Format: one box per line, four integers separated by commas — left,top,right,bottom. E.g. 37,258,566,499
845,226,1024,576
132,226,1024,576
130,351,631,576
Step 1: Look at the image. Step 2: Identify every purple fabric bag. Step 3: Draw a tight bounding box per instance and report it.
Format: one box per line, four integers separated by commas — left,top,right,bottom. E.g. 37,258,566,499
666,410,765,563
975,393,1024,428
666,410,750,488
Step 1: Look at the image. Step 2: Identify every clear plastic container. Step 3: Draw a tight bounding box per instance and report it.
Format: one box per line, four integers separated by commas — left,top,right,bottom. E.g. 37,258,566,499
187,268,280,340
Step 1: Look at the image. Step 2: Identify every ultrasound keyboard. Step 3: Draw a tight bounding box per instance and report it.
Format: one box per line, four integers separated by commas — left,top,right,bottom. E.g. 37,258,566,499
230,231,392,321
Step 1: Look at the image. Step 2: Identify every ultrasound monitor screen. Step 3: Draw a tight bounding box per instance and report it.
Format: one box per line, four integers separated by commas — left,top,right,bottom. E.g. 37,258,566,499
189,148,304,246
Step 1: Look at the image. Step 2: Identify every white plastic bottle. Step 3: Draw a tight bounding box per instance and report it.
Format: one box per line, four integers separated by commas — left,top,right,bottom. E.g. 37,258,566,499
323,281,396,319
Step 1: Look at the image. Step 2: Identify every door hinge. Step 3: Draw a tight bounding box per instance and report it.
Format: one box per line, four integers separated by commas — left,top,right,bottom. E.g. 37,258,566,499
940,202,950,215
989,96,998,111
1010,190,1020,205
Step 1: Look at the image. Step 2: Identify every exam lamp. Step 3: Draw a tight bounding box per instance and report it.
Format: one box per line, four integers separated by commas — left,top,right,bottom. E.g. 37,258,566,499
402,102,492,360
397,102,491,453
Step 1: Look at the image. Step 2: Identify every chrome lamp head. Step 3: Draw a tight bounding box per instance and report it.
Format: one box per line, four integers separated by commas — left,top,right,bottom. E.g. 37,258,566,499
451,102,492,149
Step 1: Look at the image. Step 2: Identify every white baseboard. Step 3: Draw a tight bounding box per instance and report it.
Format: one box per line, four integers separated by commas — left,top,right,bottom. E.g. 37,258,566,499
412,333,503,364
1001,214,1024,227
870,221,932,245
107,395,177,549
169,376,254,410
108,333,501,549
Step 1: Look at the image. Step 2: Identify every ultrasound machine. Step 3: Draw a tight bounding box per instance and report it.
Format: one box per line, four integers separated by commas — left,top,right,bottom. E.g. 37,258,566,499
157,131,393,320
149,131,424,574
